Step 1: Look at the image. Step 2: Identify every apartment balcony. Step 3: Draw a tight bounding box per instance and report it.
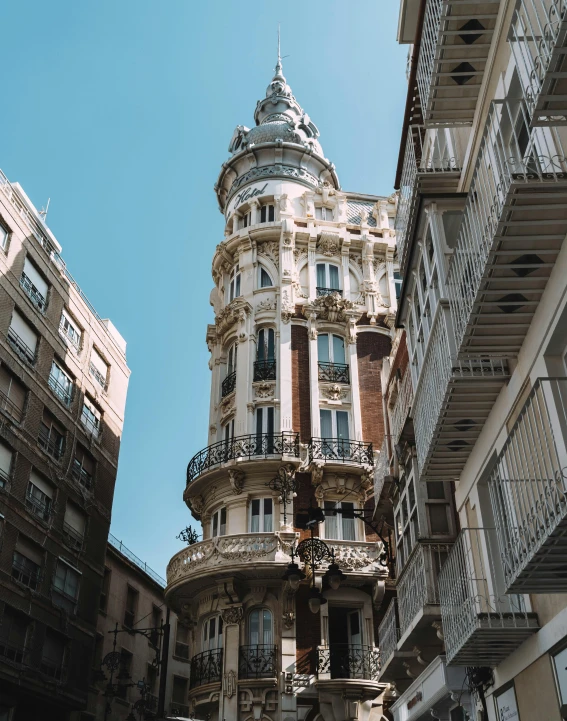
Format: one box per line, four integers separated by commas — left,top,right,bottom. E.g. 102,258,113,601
390,368,414,446
189,649,223,689
317,644,380,681
186,432,300,485
239,644,277,679
489,377,567,593
412,304,509,479
510,0,567,126
417,0,500,126
318,361,350,384
378,598,421,686
19,273,46,312
439,528,539,666
396,125,466,271
317,287,342,297
308,438,373,467
447,99,567,356
7,327,35,365
253,359,276,381
396,542,453,649
221,370,236,397
374,439,390,503
0,639,29,666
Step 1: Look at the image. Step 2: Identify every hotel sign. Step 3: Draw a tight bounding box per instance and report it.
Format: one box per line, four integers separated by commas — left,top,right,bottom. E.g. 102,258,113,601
234,183,268,208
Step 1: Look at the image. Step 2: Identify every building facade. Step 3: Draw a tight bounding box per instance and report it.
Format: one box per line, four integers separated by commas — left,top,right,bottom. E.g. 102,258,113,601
165,55,400,721
90,535,190,721
374,2,567,720
0,170,130,721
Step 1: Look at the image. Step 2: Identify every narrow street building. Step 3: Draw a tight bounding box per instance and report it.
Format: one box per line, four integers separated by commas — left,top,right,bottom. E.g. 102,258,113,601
375,2,567,720
165,55,400,721
0,170,130,720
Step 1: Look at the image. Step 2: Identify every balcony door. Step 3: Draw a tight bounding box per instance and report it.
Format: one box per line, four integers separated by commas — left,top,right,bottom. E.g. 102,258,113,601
320,409,350,458
317,334,345,365
316,263,340,293
203,615,223,652
328,606,363,679
248,609,273,646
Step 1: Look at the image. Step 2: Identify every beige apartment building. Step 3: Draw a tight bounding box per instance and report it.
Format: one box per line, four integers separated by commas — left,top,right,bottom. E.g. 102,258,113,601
90,535,190,721
0,170,130,721
373,2,567,720
164,53,400,721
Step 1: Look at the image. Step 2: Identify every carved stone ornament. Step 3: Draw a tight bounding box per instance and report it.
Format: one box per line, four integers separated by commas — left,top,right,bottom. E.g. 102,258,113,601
188,494,205,519
307,293,356,323
215,298,252,337
318,232,340,257
220,393,236,420
256,297,277,313
257,240,279,267
221,606,244,625
310,462,324,487
224,669,237,698
254,382,275,399
321,383,348,401
228,469,245,495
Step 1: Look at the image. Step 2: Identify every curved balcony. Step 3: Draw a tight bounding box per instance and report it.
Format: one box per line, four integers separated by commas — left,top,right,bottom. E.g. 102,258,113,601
318,362,350,384
317,644,380,681
186,432,300,484
308,438,373,466
253,359,276,381
239,644,277,679
189,649,223,689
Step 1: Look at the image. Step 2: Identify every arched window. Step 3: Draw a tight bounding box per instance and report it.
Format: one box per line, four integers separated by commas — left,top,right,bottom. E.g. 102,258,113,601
259,266,273,288
248,609,273,646
203,615,223,651
316,263,341,295
221,343,237,398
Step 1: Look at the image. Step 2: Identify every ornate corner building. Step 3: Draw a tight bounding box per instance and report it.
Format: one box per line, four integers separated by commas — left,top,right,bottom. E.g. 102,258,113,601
165,54,400,721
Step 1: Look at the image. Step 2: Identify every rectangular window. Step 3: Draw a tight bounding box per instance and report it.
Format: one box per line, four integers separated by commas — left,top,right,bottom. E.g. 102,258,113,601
12,537,43,590
124,586,138,628
63,502,86,550
229,265,241,302
48,361,73,407
72,446,95,489
172,675,188,705
175,622,190,660
324,501,356,541
38,413,65,460
25,472,53,522
116,649,133,698
150,606,162,646
20,257,48,311
241,212,251,228
211,507,227,537
40,630,66,680
0,442,13,487
260,204,275,223
315,206,333,221
81,398,101,438
59,310,82,350
0,222,9,252
99,567,111,612
255,407,275,452
0,606,30,664
8,310,38,364
89,349,108,389
0,367,26,422
52,559,81,613
250,497,273,533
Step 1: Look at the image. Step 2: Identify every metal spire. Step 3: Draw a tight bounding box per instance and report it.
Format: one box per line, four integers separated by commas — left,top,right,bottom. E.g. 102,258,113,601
274,22,285,80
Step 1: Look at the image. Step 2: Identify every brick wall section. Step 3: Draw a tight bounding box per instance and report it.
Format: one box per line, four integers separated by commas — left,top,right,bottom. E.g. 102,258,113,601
291,325,311,442
295,584,321,674
356,332,391,448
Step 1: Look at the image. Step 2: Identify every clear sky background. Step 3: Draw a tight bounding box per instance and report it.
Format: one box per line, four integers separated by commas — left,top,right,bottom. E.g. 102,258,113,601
0,1,408,577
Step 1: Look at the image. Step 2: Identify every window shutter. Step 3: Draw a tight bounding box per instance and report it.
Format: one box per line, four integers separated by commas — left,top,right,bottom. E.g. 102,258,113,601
30,470,53,498
16,536,43,566
10,311,38,353
64,503,86,536
0,443,13,477
23,258,48,299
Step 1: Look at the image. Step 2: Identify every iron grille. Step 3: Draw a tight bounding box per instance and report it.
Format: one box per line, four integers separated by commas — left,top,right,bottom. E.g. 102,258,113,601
12,557,42,591
19,273,46,311
7,327,35,364
189,649,223,688
253,359,276,382
317,644,380,680
89,362,106,389
318,362,349,384
0,388,23,422
0,640,28,666
38,427,64,460
308,438,373,465
221,370,237,398
239,645,277,679
316,287,342,297
187,432,300,484
48,374,73,407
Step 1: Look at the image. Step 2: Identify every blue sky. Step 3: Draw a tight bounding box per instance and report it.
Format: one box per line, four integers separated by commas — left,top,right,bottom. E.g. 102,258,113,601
0,1,408,576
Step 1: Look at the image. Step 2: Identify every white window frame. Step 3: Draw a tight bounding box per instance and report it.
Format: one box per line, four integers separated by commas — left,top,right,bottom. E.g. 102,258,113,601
315,206,333,221
59,310,82,350
258,266,273,288
316,262,341,291
260,204,275,223
211,507,227,538
81,398,101,438
228,265,241,302
48,361,73,407
202,614,223,651
0,221,10,252
317,333,346,365
89,348,108,389
240,211,251,229
249,498,273,533
323,500,358,541
248,608,273,646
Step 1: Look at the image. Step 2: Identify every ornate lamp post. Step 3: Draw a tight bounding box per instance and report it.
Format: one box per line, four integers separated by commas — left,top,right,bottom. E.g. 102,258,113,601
266,463,297,529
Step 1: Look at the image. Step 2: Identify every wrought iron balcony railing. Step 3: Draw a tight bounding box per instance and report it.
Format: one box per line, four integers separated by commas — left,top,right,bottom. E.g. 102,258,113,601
239,644,277,679
439,527,539,666
48,374,73,407
38,427,64,460
19,273,47,311
510,0,567,126
7,327,35,365
416,0,499,126
447,98,567,356
39,656,66,681
308,438,373,465
170,703,190,717
389,368,413,445
80,410,100,439
89,362,107,389
25,491,52,522
316,287,342,297
397,542,452,638
489,377,567,593
189,648,223,688
318,362,350,384
0,640,28,666
317,644,380,681
12,557,42,591
221,370,237,397
63,522,84,551
378,598,399,668
71,461,93,490
186,432,300,484
396,125,466,271
0,387,23,423
253,359,276,382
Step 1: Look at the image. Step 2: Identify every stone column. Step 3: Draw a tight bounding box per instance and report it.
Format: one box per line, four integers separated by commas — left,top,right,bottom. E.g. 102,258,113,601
308,313,320,438
347,320,362,441
220,605,244,721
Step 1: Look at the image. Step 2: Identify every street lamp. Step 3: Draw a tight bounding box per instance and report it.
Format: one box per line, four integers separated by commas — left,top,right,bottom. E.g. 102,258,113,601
281,547,306,592
267,463,297,528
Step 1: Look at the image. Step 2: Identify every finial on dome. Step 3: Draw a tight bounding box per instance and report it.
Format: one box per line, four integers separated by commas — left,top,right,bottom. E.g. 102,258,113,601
273,23,285,82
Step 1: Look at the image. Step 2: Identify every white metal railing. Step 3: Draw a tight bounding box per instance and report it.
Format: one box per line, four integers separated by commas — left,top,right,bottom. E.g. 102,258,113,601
417,0,446,124
447,98,567,351
438,527,531,664
397,542,452,637
378,598,399,666
510,0,567,123
390,369,414,445
396,125,465,268
374,438,390,502
489,377,567,591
